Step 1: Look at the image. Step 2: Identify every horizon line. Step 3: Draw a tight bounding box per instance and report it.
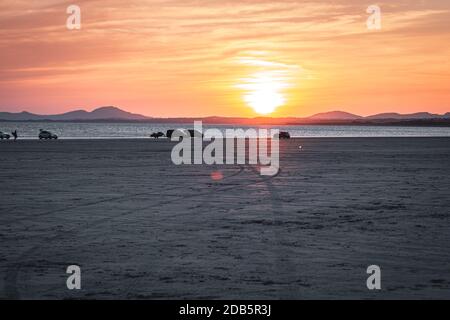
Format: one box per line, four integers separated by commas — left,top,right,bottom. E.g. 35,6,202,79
1,106,449,119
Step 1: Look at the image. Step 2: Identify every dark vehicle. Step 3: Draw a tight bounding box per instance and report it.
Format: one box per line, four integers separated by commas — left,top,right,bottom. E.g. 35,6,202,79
274,131,291,139
39,129,58,140
150,132,165,139
166,129,203,139
279,131,291,139
0,131,11,140
166,129,175,139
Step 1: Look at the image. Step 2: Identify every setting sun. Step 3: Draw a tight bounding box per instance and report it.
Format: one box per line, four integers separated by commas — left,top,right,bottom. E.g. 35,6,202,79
238,69,290,115
244,86,285,115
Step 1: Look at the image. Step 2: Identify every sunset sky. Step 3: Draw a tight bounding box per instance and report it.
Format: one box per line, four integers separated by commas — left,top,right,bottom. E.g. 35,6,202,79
1,0,449,117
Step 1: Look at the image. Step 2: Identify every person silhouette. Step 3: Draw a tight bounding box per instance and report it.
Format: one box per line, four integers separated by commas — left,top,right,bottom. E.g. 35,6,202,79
11,130,17,141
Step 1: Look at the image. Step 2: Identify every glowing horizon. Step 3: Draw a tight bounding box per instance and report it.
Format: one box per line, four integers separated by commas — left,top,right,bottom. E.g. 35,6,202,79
0,0,449,117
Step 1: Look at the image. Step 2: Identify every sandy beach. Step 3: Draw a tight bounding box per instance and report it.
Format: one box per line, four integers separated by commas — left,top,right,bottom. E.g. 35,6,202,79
0,138,449,299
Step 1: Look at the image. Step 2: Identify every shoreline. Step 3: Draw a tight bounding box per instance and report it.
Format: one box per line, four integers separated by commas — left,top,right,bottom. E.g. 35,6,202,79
1,136,450,141
1,119,450,127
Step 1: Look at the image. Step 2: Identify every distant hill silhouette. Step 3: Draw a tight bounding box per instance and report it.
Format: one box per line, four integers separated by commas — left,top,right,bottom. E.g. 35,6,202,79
307,111,363,120
0,106,449,126
366,112,441,120
0,106,149,121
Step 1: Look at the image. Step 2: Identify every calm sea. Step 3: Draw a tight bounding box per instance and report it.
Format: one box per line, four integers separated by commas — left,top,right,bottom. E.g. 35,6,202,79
1,122,450,139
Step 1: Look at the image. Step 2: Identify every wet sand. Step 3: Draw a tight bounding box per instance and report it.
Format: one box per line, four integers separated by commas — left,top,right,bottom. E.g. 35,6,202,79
0,138,449,299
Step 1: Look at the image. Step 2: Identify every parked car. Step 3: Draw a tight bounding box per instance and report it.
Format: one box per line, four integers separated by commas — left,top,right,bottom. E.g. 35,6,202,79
39,129,58,140
150,132,165,139
166,129,175,139
166,129,203,139
274,131,291,139
0,131,11,140
279,131,291,139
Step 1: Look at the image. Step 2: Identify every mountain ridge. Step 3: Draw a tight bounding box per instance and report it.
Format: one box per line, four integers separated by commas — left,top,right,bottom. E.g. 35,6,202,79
307,111,363,120
0,106,149,121
0,106,449,122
